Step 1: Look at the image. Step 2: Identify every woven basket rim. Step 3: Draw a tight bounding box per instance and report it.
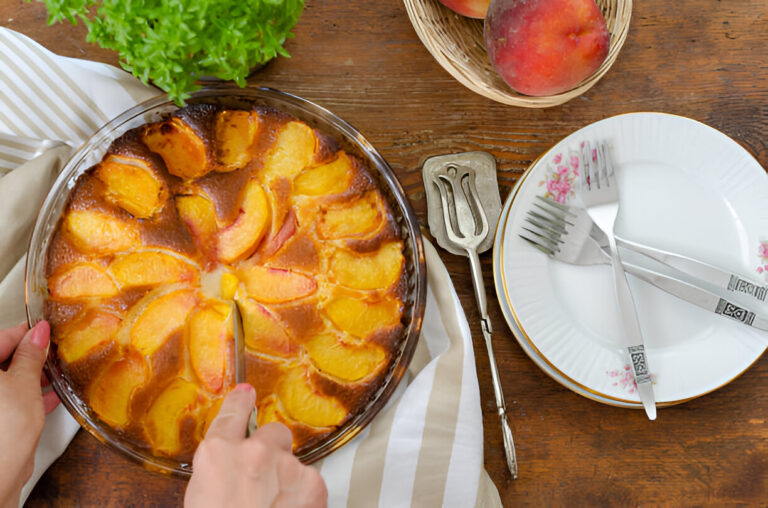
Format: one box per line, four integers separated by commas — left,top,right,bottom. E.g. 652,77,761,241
404,0,633,108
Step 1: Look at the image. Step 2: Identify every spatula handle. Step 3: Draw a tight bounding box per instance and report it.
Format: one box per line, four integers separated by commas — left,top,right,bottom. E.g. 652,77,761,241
467,248,518,479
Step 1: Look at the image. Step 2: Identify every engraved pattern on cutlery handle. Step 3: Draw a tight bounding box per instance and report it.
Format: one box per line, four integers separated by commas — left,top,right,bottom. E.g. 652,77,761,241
627,345,651,384
727,275,768,302
715,298,756,325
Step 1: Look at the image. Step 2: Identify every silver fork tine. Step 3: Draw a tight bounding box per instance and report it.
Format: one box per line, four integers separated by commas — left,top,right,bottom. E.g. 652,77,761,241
518,232,556,256
525,210,568,236
520,223,562,252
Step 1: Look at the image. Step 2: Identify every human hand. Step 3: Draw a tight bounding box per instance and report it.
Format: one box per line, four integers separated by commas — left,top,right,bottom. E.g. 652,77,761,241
0,321,60,507
185,384,327,508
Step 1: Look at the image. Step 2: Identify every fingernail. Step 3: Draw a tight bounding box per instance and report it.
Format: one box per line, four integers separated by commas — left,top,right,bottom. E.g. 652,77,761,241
234,383,254,394
30,321,50,350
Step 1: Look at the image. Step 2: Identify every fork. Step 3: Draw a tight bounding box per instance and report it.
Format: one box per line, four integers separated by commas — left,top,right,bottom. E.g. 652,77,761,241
519,212,768,339
578,141,657,420
528,195,768,305
432,164,519,480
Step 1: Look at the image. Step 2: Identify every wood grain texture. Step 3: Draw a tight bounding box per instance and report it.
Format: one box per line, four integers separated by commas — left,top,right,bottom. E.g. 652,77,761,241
1,0,766,505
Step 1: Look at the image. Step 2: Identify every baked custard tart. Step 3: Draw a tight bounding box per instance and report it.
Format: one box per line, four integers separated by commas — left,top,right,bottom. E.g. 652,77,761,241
39,99,415,465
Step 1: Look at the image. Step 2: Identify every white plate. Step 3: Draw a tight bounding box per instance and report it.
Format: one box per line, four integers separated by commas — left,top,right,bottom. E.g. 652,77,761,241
493,112,768,407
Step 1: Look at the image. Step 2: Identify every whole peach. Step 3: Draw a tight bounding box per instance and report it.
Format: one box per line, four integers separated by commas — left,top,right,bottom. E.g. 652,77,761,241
484,0,610,96
438,0,490,19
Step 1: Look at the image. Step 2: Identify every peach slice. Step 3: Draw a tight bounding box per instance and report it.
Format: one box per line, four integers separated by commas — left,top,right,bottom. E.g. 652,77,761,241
262,210,296,258
239,298,297,358
64,209,140,255
89,354,148,427
145,378,206,456
262,121,317,181
215,110,259,171
109,250,198,288
293,151,353,196
238,265,317,304
324,296,402,339
220,271,240,301
176,193,219,241
130,289,197,356
201,397,225,436
306,333,386,382
256,394,288,427
95,155,166,219
57,310,121,364
48,263,119,301
188,302,233,394
317,192,383,239
217,181,270,263
142,117,209,179
277,366,347,427
329,242,404,291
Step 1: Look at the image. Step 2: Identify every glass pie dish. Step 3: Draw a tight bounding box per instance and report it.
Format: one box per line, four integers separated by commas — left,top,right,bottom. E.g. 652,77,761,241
25,86,426,476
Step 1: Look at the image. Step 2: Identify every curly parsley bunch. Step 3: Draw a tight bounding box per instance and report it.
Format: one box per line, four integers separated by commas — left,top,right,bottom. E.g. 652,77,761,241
37,0,305,104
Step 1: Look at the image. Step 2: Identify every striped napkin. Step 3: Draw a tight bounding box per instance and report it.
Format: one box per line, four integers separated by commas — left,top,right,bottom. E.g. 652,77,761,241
0,28,502,507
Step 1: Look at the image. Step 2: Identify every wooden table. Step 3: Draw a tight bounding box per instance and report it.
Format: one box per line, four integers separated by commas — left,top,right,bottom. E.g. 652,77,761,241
3,0,767,505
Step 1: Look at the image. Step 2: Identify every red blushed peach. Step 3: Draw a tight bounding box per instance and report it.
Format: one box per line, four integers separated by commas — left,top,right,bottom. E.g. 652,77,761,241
484,0,610,96
438,0,490,18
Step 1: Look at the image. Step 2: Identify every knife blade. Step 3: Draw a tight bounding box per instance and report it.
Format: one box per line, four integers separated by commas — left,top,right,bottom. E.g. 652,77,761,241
231,300,258,437
623,260,768,335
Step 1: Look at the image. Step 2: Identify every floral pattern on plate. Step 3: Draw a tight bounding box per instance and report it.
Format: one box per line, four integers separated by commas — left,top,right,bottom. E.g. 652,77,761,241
756,240,768,275
538,151,579,204
607,365,656,394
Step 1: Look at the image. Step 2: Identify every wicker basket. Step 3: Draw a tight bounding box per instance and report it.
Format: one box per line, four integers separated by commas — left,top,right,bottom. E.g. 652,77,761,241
403,0,632,108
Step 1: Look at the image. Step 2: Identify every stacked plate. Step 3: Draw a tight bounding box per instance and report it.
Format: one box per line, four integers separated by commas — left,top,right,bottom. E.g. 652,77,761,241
493,112,768,408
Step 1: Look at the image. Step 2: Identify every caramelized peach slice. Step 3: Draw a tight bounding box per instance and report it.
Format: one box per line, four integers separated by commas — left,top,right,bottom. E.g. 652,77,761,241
238,265,317,303
57,310,121,364
176,193,219,240
109,250,198,288
202,397,225,436
89,354,148,427
145,378,206,456
48,263,119,300
217,181,270,263
294,151,353,196
262,121,317,181
220,271,240,300
188,302,233,394
95,155,166,218
317,192,383,239
130,289,197,356
324,296,402,339
256,394,288,427
329,242,404,291
306,333,386,382
215,110,259,171
278,366,346,427
239,298,297,358
64,210,140,255
142,117,209,179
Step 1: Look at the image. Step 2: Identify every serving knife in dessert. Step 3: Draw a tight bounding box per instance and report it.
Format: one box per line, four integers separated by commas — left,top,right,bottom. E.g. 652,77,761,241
232,300,258,437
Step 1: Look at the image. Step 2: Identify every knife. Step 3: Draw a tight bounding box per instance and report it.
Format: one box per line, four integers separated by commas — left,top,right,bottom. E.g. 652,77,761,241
231,300,258,437
623,260,768,336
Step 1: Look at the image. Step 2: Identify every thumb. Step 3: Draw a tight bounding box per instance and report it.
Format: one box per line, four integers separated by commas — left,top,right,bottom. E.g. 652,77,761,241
204,383,256,441
9,321,50,385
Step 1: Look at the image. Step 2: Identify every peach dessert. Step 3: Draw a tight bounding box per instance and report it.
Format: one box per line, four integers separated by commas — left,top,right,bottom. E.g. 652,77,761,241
43,103,409,462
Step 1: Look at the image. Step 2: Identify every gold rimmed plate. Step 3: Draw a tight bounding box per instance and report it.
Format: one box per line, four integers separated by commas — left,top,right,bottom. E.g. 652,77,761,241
493,112,768,408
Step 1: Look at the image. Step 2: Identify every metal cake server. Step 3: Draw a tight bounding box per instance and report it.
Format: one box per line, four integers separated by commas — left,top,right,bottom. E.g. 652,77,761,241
423,152,517,480
232,300,258,437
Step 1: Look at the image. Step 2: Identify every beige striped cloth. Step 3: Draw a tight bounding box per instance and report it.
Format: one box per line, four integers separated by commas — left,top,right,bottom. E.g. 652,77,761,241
0,28,502,507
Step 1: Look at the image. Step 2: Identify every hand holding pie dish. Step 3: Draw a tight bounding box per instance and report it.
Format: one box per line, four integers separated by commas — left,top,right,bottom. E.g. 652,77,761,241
26,88,425,474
